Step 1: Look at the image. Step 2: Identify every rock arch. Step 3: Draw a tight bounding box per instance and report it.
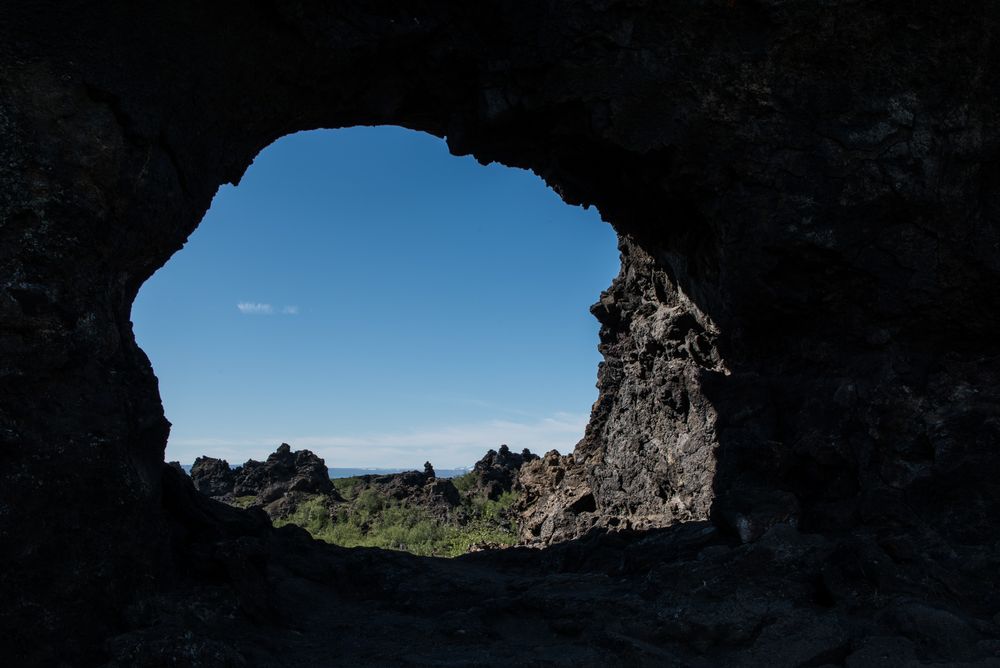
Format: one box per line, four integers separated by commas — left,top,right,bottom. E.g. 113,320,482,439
3,1,999,663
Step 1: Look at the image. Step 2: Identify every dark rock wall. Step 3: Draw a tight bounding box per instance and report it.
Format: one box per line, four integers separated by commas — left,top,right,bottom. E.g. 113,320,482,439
510,1,1000,544
0,60,177,662
3,0,1000,660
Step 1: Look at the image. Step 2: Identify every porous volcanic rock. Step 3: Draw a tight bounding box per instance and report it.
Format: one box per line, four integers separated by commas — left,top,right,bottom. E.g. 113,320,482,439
3,1,1000,665
519,237,724,543
516,450,600,545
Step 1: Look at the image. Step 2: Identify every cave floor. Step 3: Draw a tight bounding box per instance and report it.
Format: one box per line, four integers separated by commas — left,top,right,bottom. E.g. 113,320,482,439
103,505,1000,667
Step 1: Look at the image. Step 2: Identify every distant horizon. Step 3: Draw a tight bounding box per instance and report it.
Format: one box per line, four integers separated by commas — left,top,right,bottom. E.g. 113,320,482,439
176,462,477,479
133,126,617,468
173,442,544,471
162,417,581,469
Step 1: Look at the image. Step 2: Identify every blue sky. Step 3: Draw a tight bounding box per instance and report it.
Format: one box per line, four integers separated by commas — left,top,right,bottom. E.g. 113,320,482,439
132,126,619,467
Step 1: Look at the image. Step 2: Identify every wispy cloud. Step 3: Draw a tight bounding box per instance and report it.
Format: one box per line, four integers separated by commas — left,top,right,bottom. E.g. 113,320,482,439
237,302,299,316
415,394,537,418
168,412,589,468
237,302,273,315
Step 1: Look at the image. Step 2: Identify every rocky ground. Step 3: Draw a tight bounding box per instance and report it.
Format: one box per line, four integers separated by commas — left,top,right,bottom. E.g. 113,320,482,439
101,463,1000,667
135,445,1000,666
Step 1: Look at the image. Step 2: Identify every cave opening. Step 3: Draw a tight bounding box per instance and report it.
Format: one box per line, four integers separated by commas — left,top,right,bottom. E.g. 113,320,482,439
130,125,619,551
9,4,1000,664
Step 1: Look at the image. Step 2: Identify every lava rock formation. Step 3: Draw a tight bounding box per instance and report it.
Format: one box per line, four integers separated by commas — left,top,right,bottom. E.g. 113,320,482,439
232,443,335,503
2,1,1000,665
190,444,342,519
471,443,539,500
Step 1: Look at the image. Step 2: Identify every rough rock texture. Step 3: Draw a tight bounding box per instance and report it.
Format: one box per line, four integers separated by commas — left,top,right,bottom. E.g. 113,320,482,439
519,238,725,543
471,443,539,500
517,450,600,545
2,1,1000,665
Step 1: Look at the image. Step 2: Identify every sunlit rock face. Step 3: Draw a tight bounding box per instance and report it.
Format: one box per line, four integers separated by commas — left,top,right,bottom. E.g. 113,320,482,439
518,237,724,544
2,1,1000,664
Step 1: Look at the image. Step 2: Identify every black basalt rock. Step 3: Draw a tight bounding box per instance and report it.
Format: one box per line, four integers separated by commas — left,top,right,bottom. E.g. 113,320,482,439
3,1,1000,665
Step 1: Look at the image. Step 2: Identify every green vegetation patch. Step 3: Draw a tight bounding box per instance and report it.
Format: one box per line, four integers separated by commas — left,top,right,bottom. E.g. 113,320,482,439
331,475,363,500
273,479,519,557
450,471,477,494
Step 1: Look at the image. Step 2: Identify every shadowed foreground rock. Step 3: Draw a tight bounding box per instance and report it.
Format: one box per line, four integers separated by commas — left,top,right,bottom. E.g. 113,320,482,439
104,467,1000,666
2,1,1000,665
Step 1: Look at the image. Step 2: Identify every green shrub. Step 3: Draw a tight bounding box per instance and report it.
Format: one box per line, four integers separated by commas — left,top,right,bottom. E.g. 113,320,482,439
354,488,384,514
273,494,335,537
273,478,520,557
451,471,477,494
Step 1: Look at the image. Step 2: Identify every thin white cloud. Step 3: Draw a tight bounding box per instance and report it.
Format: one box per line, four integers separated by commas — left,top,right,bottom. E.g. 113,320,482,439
281,305,299,315
237,302,273,315
416,394,537,417
167,412,589,468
